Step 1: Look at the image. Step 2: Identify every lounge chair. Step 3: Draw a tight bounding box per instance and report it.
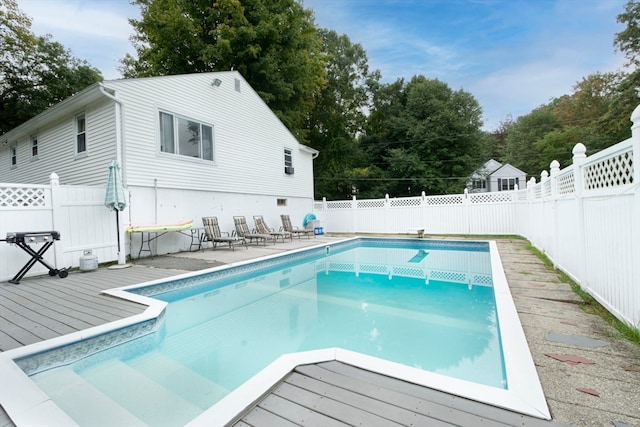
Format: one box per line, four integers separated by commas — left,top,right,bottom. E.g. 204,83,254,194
253,215,292,242
233,216,275,245
280,214,314,239
201,217,246,251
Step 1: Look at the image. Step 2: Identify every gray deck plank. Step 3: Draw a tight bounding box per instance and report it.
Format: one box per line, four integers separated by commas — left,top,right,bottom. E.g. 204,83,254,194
272,381,399,427
285,371,455,427
0,301,61,343
19,278,143,315
0,266,182,353
0,289,93,332
255,394,349,427
295,364,494,426
236,406,301,427
316,361,564,427
1,285,119,324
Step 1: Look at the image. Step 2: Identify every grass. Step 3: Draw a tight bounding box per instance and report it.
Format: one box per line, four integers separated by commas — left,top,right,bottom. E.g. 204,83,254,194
525,242,640,346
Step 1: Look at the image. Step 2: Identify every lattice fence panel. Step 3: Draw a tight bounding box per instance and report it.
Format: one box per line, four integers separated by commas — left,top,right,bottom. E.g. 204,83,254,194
472,274,493,286
469,192,513,204
327,262,355,272
360,264,388,274
556,172,575,195
583,149,634,190
392,266,424,278
390,197,422,207
326,201,352,209
356,199,385,208
429,270,467,283
0,186,47,207
426,195,463,205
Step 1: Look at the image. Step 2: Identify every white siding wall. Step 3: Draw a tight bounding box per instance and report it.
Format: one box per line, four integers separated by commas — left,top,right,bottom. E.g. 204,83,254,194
0,99,118,185
105,72,314,198
125,185,314,255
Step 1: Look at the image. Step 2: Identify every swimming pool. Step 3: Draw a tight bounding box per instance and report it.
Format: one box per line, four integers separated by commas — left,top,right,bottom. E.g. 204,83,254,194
0,238,550,425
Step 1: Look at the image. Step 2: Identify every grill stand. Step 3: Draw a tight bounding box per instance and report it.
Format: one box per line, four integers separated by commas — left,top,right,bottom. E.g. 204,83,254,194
3,237,68,284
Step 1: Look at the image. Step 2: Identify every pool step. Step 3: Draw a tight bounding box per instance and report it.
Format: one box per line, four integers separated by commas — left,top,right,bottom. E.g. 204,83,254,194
81,359,202,427
127,351,229,409
32,367,147,427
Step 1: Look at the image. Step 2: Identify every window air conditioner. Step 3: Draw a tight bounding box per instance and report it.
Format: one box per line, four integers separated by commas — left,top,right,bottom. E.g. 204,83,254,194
284,166,295,175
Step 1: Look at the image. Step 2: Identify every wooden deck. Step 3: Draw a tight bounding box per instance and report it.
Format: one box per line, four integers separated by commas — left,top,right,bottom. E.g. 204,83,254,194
230,361,565,427
0,266,181,352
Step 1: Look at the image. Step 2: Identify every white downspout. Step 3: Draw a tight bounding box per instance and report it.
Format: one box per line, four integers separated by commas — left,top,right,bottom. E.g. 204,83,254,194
99,84,128,265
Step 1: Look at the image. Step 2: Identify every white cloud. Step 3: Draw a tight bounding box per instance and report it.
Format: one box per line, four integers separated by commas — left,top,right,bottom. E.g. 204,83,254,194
18,0,139,79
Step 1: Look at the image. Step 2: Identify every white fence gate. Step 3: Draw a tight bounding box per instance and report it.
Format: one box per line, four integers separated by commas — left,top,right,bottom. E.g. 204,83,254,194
0,173,122,282
314,109,640,328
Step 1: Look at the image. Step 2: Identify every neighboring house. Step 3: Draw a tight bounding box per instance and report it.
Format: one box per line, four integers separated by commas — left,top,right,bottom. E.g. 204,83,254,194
467,159,527,193
0,71,319,256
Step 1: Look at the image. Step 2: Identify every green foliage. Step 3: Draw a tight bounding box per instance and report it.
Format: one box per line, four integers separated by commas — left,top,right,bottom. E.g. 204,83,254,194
0,0,103,134
362,76,484,196
615,0,640,67
503,105,561,175
123,0,326,142
503,71,630,176
307,29,380,199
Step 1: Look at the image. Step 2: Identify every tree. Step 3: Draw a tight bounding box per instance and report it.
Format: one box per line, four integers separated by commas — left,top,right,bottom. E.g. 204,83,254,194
363,76,484,196
503,105,561,175
615,0,640,68
123,0,326,141
307,29,380,199
0,0,102,134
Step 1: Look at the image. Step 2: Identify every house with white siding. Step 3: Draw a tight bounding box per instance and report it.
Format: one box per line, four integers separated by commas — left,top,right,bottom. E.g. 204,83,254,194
467,159,527,193
0,71,319,256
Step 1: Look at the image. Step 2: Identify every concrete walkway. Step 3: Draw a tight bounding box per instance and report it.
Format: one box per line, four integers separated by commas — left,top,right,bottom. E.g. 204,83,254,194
495,238,639,427
1,235,638,426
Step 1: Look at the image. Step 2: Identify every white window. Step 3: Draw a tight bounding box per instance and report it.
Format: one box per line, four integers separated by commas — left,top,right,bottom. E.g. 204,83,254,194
31,134,38,159
498,177,519,191
159,111,214,161
284,148,294,174
10,144,17,168
75,113,86,154
472,179,486,190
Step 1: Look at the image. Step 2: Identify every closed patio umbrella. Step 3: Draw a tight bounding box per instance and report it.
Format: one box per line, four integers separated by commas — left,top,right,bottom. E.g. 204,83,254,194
105,160,128,266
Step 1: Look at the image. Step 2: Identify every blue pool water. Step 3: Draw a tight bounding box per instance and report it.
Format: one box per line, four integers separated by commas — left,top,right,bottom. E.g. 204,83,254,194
28,239,504,426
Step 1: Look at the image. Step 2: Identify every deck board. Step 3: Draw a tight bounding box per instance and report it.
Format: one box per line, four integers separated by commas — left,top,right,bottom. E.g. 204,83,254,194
0,266,181,352
284,371,453,426
230,362,567,427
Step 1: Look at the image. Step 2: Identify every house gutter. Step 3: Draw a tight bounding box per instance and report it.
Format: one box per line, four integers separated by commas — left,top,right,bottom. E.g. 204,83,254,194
300,144,319,159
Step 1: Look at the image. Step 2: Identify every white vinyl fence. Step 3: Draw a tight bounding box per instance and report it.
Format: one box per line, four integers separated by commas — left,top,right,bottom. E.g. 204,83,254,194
2,116,639,328
0,173,123,282
314,110,640,328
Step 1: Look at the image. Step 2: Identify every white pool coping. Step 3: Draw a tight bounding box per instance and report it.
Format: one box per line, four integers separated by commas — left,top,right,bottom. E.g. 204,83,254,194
0,238,550,426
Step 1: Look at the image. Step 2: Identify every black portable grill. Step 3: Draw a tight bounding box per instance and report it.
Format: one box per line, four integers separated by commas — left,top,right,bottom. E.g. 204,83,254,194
1,231,68,284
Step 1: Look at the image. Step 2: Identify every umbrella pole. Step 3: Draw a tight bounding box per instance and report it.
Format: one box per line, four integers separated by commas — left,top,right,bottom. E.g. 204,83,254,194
116,210,121,259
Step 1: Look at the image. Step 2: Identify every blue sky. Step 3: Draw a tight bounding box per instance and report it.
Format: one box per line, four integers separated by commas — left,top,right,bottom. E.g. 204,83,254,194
18,0,628,131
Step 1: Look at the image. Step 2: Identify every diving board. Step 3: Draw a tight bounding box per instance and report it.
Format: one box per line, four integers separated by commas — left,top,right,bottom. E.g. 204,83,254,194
126,220,197,258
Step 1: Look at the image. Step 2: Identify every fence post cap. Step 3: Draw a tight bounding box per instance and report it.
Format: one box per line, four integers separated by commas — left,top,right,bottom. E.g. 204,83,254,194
49,172,59,186
572,143,587,159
